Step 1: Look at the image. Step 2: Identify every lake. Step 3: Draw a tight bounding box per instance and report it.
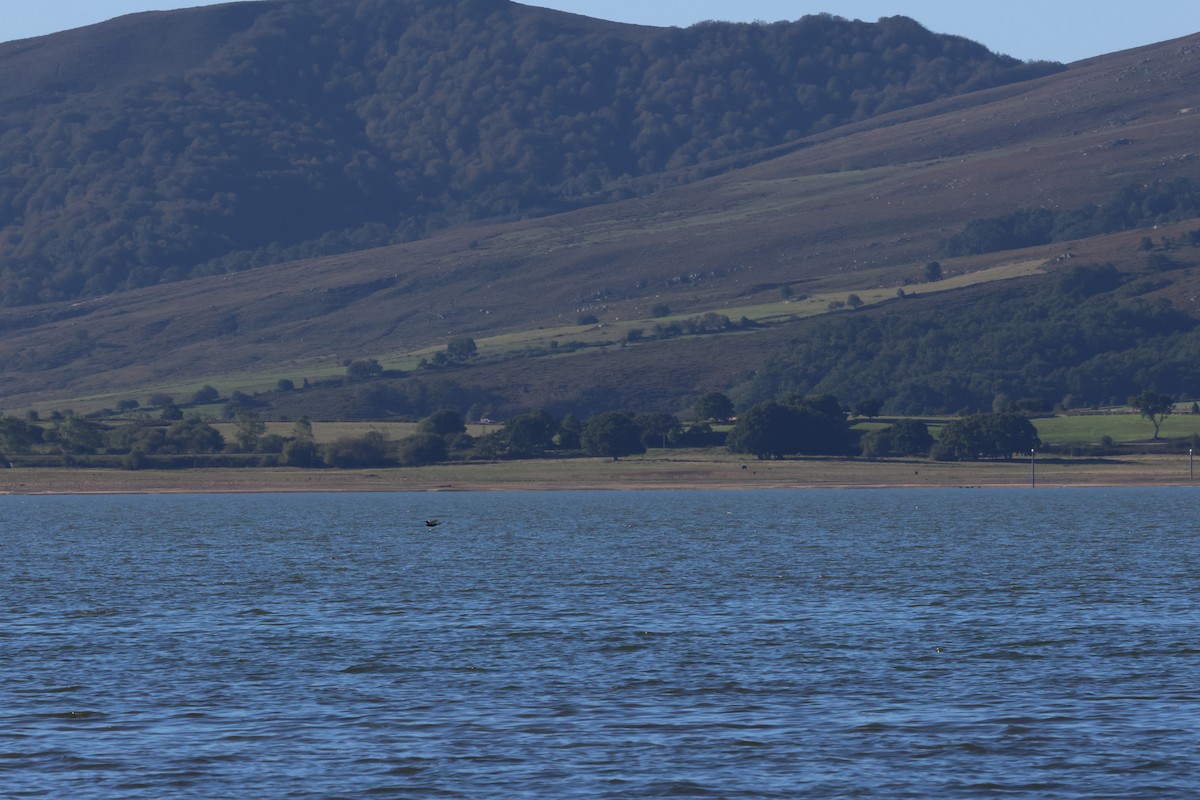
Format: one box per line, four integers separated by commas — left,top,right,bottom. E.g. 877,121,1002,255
2,488,1198,798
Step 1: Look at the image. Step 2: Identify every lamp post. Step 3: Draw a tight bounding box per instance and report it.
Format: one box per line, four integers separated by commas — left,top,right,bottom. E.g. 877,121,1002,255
1030,448,1036,488
1191,448,1194,482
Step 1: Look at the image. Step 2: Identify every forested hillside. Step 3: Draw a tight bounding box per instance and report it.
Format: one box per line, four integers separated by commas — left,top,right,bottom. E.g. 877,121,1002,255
0,0,1058,306
738,263,1200,414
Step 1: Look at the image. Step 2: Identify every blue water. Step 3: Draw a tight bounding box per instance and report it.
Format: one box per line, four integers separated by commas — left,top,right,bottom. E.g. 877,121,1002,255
2,488,1199,798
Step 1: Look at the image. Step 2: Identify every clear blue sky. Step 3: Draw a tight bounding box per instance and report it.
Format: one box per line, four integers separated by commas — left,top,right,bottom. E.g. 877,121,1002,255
3,1,1199,63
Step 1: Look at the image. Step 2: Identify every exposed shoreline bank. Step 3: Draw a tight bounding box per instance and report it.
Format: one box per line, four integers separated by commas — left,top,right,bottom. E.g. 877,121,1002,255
3,453,1197,495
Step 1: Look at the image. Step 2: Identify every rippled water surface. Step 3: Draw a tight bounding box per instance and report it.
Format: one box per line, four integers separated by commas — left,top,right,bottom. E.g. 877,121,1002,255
3,488,1200,798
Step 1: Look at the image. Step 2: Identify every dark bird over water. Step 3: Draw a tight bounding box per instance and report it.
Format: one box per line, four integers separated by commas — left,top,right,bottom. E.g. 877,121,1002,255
425,520,441,527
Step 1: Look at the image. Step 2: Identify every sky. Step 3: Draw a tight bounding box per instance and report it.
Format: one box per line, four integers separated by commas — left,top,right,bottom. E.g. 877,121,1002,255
3,1,1200,63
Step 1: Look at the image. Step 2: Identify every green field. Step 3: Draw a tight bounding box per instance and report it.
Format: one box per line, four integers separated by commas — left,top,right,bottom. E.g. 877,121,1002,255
199,411,1200,450
1032,410,1200,445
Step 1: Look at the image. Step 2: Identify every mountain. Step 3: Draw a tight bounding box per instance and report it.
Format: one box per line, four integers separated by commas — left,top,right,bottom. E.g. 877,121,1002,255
0,0,1057,306
2,5,1199,419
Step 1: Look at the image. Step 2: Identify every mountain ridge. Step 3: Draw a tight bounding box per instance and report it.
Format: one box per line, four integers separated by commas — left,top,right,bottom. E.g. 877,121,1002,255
2,8,1200,417
0,0,1057,306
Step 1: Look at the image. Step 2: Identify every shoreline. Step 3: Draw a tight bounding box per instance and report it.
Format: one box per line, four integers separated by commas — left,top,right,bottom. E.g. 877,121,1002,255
3,453,1197,495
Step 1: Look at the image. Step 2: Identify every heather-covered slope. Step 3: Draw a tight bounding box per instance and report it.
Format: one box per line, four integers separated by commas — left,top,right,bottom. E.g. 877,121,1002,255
0,0,1055,306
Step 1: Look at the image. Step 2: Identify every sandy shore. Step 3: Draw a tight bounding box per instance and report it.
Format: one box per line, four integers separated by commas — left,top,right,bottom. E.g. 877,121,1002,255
2,453,1197,495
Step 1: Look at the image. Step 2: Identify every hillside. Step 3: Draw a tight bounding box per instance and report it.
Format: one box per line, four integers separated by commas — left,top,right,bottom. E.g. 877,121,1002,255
2,18,1200,418
0,0,1056,306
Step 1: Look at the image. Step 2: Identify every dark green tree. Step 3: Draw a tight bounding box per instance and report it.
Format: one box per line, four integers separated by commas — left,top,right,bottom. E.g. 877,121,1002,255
885,419,935,456
852,398,884,418
346,359,384,382
191,385,220,404
446,338,478,362
501,410,559,456
729,397,853,459
418,409,467,438
0,415,41,454
323,432,391,468
163,416,225,453
727,401,798,459
788,393,845,420
557,414,583,450
53,416,104,455
1129,390,1174,439
861,419,933,459
396,433,448,466
693,392,735,422
582,412,646,460
932,413,1039,461
635,412,681,449
282,416,318,467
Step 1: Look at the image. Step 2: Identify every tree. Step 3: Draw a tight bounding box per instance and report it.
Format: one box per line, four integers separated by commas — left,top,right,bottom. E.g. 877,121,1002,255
558,414,583,450
693,392,735,422
0,415,40,454
346,359,383,382
191,385,220,404
116,398,140,412
147,393,175,409
291,417,315,444
446,338,478,362
924,261,943,282
885,419,935,456
323,432,391,468
862,419,933,459
501,409,559,456
106,422,165,454
233,409,267,452
788,393,845,420
729,396,853,458
418,409,467,438
728,402,799,459
932,413,1039,461
53,416,104,454
163,416,224,454
282,439,319,467
852,398,884,418
1129,390,1174,439
582,412,646,460
396,433,447,466
847,293,864,310
283,419,317,467
635,412,681,449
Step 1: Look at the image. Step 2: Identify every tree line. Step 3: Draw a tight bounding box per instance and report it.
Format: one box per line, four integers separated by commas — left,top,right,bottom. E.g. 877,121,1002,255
0,389,1058,470
8,389,1189,470
739,263,1200,415
943,178,1200,257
